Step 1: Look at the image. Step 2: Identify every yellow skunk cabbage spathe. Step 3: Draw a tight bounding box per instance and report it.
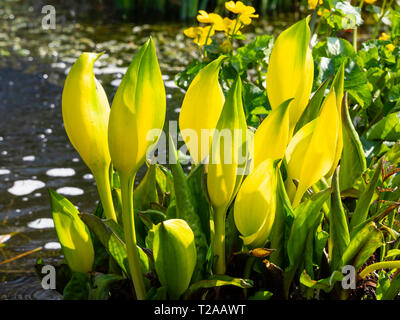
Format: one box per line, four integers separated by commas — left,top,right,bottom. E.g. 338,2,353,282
179,56,226,164
266,18,313,132
207,77,248,274
62,52,116,222
108,38,166,177
253,99,292,169
234,159,279,248
153,219,197,299
286,88,339,207
108,38,166,300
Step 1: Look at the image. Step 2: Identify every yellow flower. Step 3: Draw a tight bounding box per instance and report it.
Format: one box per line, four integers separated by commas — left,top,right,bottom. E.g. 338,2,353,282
239,12,259,25
184,26,215,46
225,1,253,14
386,43,395,52
225,1,258,25
308,0,323,10
197,10,225,30
223,17,242,36
379,33,390,41
364,0,377,4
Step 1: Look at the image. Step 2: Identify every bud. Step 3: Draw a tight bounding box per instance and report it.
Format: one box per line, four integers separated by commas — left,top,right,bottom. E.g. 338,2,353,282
266,18,313,131
234,159,279,248
179,56,226,164
62,52,116,221
153,219,197,299
108,38,166,177
286,88,339,207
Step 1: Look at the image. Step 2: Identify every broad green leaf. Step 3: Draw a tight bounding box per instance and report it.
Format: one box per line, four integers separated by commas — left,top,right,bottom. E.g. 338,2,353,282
366,112,400,141
49,189,94,274
89,274,124,300
385,249,400,260
381,274,400,300
329,168,350,272
63,273,91,300
349,158,383,231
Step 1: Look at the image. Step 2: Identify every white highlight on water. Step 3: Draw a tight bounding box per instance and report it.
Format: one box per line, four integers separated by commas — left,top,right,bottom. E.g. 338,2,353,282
46,168,75,177
27,218,54,229
8,179,46,196
56,187,84,196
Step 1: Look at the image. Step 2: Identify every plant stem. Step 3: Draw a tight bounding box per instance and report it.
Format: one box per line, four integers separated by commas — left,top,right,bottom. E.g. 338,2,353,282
359,260,400,279
353,0,365,52
213,206,227,274
94,166,117,222
120,172,146,300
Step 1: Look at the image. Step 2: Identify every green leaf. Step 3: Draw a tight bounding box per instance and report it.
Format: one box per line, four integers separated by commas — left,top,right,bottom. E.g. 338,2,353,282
340,95,367,192
79,213,150,278
385,249,400,260
248,290,273,300
366,112,400,141
329,168,350,272
89,274,124,300
342,222,383,270
295,78,331,133
349,158,383,231
299,270,343,293
169,136,208,281
63,273,91,300
49,189,94,274
284,189,330,296
269,168,295,268
381,274,400,300
183,275,253,299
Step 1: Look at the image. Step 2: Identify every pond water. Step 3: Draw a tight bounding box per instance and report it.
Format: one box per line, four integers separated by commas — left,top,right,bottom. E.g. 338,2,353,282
0,0,371,299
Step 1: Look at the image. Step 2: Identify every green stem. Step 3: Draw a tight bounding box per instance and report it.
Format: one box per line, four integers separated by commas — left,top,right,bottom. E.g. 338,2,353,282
359,261,400,279
120,172,146,300
372,0,393,40
353,0,365,52
243,256,256,298
93,166,117,222
213,206,227,275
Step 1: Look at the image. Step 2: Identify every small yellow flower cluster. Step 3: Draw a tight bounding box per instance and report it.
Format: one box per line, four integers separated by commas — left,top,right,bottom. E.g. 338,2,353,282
308,0,323,10
379,32,390,41
364,0,377,4
184,1,258,47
